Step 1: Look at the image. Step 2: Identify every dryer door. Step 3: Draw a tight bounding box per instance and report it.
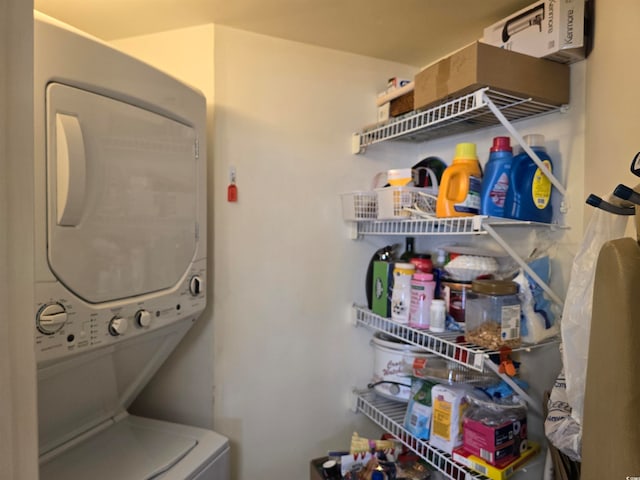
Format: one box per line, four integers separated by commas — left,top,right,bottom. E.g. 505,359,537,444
46,83,199,304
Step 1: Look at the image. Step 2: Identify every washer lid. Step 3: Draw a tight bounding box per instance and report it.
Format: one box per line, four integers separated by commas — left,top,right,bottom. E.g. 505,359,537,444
46,82,199,304
39,415,198,480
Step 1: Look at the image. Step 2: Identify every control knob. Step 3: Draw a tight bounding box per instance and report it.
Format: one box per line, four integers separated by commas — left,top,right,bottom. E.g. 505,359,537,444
36,303,68,335
108,316,129,336
189,275,204,296
135,309,152,328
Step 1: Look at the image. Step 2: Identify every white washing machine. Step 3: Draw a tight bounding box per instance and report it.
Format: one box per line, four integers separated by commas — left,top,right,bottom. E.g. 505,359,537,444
34,12,229,479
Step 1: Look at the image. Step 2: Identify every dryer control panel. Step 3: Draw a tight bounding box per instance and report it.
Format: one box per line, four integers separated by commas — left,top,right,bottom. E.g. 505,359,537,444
35,259,206,365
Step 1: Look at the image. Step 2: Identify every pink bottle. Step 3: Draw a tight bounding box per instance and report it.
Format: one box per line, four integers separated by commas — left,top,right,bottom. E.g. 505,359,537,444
408,272,436,330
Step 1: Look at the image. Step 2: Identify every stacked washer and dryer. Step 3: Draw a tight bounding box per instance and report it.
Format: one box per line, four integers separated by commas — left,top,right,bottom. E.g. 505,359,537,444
33,12,229,480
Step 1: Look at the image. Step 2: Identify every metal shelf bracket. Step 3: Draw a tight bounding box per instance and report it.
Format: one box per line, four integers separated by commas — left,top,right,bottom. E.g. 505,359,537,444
482,222,564,308
481,91,567,197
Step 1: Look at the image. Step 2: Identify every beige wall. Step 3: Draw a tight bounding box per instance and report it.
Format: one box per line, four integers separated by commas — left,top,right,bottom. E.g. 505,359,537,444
113,25,218,430
0,1,38,478
210,25,419,480
585,0,640,233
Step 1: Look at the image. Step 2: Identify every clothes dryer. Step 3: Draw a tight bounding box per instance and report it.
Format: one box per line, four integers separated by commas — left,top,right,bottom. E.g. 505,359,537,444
34,12,228,479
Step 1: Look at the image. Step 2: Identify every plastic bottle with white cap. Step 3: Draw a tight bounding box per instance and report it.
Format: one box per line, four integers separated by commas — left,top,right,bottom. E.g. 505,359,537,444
429,299,446,333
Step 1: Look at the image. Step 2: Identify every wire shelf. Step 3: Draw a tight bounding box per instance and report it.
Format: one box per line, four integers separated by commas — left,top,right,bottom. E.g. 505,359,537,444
356,306,490,371
354,305,560,372
353,216,568,236
355,390,488,480
353,88,562,153
355,216,486,236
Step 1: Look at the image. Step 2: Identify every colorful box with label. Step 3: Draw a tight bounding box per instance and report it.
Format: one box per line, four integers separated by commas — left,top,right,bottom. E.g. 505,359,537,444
462,414,527,466
372,261,394,317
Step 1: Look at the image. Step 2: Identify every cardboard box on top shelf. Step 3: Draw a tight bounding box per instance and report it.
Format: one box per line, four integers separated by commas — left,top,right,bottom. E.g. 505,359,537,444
482,0,588,64
390,91,414,117
413,41,570,111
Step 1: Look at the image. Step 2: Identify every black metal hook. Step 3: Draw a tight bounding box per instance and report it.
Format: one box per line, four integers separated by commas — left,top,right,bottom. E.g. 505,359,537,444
631,152,640,178
613,184,640,206
586,193,635,215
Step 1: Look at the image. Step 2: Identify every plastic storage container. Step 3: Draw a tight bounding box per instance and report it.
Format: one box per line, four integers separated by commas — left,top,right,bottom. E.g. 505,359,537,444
408,272,436,330
441,279,473,327
341,191,378,220
480,136,513,217
503,134,554,223
465,279,521,350
436,143,482,218
429,299,446,333
391,262,416,324
371,332,436,402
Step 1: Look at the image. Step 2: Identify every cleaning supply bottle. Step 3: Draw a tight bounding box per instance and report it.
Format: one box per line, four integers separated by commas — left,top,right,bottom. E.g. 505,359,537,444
480,136,513,217
504,134,554,223
436,143,482,218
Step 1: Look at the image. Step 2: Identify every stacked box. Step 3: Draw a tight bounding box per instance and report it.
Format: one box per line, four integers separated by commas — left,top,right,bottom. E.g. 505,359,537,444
482,0,587,64
462,414,527,465
413,41,570,111
372,261,394,317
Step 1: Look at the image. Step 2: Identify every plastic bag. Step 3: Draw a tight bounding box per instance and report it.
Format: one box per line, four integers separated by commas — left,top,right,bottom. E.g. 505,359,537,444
560,203,628,431
544,369,581,462
403,377,437,439
514,256,560,344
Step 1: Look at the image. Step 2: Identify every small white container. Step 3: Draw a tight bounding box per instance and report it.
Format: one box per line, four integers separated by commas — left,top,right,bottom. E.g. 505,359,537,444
429,299,446,333
408,272,435,330
391,263,415,324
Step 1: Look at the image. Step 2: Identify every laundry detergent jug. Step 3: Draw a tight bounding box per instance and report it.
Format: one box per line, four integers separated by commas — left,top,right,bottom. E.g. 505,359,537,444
504,134,554,223
480,136,513,217
436,143,482,218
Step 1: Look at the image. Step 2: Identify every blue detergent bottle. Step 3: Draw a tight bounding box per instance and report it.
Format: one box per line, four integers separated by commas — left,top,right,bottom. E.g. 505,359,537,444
480,136,513,217
504,134,554,223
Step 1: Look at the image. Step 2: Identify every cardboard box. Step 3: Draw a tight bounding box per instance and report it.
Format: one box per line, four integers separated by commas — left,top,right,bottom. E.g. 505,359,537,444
452,442,540,480
390,91,414,117
429,384,470,454
483,0,586,64
372,261,393,318
377,102,390,123
413,41,570,111
462,414,527,466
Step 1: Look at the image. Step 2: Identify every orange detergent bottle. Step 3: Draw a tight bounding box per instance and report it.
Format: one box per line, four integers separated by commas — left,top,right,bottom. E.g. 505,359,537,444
436,143,483,218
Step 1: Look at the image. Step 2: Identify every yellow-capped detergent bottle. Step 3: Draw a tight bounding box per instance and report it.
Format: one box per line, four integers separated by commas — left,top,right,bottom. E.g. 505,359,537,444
436,143,482,218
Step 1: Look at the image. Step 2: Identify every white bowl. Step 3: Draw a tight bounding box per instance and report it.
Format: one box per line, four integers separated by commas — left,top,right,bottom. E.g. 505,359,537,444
444,255,499,281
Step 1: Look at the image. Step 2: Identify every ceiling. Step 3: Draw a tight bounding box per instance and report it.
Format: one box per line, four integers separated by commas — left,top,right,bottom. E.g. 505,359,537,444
33,0,533,67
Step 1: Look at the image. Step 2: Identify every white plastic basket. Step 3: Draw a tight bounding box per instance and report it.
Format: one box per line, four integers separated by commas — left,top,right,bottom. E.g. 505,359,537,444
341,191,378,221
376,186,438,219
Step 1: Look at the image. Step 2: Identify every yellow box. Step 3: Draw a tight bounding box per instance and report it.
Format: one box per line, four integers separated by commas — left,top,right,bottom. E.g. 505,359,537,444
452,442,541,480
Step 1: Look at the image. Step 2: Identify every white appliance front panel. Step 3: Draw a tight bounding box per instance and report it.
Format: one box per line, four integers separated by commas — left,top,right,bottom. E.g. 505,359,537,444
46,82,199,304
35,257,206,365
39,415,230,480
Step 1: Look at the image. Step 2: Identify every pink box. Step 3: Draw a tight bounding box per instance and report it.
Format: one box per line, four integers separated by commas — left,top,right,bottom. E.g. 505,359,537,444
462,415,527,466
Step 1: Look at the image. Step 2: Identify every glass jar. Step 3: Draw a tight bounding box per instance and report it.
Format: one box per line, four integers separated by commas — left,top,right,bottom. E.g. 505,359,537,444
465,279,521,350
441,279,472,327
